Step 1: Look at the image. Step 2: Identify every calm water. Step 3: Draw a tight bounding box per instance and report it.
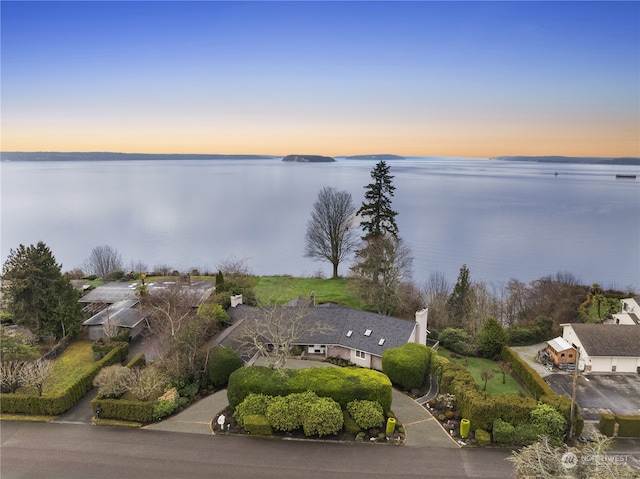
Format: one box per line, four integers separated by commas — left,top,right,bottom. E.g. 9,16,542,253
2,157,639,291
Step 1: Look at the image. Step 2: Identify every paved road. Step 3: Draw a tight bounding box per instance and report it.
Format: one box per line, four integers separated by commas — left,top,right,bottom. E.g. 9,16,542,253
1,421,514,479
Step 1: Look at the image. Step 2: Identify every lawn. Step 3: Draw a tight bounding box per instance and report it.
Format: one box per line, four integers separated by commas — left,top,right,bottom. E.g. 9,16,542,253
42,341,96,395
437,348,527,396
254,276,365,309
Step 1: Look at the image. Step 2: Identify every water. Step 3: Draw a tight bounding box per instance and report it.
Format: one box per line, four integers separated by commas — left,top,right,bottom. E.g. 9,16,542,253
2,157,639,291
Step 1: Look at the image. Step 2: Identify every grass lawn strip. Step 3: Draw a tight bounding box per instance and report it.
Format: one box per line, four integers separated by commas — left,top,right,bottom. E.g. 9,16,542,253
255,276,364,309
437,348,526,395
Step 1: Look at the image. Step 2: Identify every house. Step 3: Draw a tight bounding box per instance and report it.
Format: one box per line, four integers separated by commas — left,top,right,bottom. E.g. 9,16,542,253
612,297,640,325
545,336,577,370
223,296,429,371
561,323,640,373
83,299,147,340
80,279,214,340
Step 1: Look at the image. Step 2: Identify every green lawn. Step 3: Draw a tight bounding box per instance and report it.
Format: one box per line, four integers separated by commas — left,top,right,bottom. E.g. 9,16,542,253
254,276,365,308
42,341,96,395
437,348,527,396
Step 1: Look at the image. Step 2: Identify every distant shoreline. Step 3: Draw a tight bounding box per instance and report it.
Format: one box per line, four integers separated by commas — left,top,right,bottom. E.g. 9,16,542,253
491,155,640,166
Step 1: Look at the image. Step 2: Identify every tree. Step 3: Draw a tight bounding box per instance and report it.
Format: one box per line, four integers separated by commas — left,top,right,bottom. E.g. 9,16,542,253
446,264,472,330
477,317,508,358
357,161,399,240
86,245,124,280
507,433,636,479
349,235,414,316
304,186,358,279
236,301,333,370
19,359,54,396
2,242,83,340
0,329,40,363
0,361,25,393
93,365,133,399
479,366,495,391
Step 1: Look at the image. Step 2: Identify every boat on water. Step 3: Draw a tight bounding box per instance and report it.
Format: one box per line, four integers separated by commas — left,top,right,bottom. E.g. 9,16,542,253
615,174,636,179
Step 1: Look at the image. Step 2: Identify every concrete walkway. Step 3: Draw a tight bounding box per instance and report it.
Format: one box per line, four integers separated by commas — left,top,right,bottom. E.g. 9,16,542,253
145,361,459,448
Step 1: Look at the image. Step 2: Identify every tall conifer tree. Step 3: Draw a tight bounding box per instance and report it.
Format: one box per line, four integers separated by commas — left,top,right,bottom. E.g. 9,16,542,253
357,161,399,240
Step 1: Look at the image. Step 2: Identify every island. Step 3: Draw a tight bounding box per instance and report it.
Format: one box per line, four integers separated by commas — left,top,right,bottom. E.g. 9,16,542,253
345,154,405,160
490,156,640,166
282,154,335,163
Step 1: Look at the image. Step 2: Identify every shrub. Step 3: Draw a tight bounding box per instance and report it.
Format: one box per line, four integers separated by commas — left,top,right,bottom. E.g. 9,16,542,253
152,400,180,421
227,367,292,409
301,397,343,437
244,414,272,435
599,413,616,437
233,393,273,427
346,399,385,430
615,415,640,437
125,353,146,369
475,428,491,446
477,318,507,359
502,346,554,400
266,392,316,432
382,342,432,390
93,365,133,399
343,410,361,434
105,269,125,281
530,403,566,445
492,419,516,444
208,346,243,388
92,398,154,423
125,366,167,402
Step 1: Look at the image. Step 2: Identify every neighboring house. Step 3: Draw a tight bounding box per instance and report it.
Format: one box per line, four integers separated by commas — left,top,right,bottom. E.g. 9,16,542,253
83,299,147,340
612,297,640,325
80,280,215,340
223,296,429,371
561,323,640,373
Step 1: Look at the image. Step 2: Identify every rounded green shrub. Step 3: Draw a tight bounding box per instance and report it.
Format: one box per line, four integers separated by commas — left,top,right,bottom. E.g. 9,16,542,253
233,393,273,427
346,399,385,430
208,346,243,387
301,397,343,437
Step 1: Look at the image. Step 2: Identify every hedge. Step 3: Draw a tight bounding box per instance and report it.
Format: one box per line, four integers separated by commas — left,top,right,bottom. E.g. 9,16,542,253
91,398,154,423
614,415,640,438
125,353,146,369
208,346,243,387
599,413,616,436
382,343,432,390
243,414,272,435
227,366,392,412
475,428,491,446
0,343,128,416
501,346,554,400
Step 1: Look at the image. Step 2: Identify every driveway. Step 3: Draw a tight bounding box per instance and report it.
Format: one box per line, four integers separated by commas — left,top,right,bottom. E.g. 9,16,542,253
545,373,640,419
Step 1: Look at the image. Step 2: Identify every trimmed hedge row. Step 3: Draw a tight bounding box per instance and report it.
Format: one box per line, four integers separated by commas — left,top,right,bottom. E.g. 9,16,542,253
599,414,640,437
0,343,129,416
227,366,392,412
125,353,146,369
501,346,554,399
91,398,154,423
382,343,433,390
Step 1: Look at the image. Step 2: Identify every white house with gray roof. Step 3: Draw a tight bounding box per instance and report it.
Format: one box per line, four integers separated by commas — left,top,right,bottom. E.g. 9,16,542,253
612,297,640,325
224,298,428,371
561,323,640,373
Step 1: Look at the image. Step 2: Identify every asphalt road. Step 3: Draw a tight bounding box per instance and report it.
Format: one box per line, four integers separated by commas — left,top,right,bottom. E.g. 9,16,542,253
1,421,514,479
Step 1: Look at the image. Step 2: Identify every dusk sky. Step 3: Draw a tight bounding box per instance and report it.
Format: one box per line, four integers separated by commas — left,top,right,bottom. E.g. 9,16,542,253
2,1,638,158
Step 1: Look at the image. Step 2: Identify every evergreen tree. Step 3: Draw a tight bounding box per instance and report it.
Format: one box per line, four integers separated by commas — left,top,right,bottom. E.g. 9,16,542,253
446,264,472,329
357,161,399,240
477,317,508,358
2,242,83,340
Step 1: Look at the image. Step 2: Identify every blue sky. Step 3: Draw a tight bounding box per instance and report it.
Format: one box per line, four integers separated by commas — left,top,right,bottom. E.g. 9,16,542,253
2,1,638,157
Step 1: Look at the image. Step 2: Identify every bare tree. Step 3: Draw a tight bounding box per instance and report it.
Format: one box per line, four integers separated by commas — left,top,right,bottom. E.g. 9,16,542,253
422,271,451,331
349,235,414,316
19,359,54,396
141,283,217,381
304,186,358,279
236,301,333,370
124,365,167,402
216,256,253,282
86,245,123,279
0,360,25,393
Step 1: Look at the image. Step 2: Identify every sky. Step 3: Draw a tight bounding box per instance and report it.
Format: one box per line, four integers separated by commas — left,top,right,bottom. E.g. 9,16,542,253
1,1,639,158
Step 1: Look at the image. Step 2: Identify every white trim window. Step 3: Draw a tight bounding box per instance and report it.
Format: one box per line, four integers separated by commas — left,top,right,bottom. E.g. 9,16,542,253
355,350,366,359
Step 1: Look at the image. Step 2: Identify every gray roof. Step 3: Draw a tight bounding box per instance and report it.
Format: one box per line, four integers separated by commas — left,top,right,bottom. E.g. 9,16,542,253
226,304,416,358
568,323,640,357
83,299,147,329
79,280,214,307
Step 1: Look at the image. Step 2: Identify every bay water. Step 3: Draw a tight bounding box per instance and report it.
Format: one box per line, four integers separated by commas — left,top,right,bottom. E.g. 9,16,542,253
2,157,638,291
